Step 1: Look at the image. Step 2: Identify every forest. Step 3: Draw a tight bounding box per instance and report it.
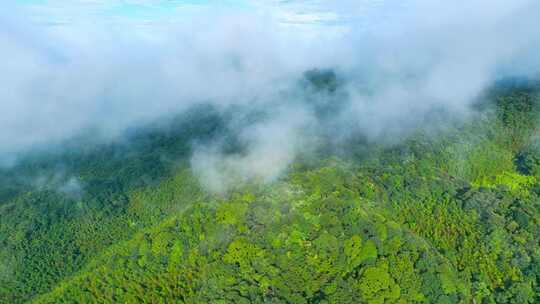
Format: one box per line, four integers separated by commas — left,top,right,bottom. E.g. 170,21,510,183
0,71,539,303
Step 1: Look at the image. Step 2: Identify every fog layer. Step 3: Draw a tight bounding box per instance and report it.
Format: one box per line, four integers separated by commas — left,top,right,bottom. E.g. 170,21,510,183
1,1,539,190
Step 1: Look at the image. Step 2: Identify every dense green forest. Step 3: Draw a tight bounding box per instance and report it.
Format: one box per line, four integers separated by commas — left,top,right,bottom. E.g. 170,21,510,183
1,73,540,303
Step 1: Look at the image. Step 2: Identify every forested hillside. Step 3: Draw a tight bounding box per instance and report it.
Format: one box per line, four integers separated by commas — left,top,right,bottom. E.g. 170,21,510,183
1,77,540,303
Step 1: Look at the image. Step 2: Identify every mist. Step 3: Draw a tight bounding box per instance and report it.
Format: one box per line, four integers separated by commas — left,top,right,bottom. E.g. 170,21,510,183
1,0,539,191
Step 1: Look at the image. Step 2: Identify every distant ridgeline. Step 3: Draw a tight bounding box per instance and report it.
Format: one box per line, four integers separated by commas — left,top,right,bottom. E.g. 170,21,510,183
1,72,540,303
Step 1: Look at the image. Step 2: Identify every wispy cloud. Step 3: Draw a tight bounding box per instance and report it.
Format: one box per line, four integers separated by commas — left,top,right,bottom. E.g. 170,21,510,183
2,0,539,179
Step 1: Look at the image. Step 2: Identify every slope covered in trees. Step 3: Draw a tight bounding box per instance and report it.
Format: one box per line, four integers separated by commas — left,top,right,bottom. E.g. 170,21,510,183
1,76,540,303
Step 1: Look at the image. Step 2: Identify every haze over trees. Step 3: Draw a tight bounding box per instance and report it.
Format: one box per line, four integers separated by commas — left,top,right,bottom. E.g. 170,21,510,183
1,73,539,303
1,1,540,303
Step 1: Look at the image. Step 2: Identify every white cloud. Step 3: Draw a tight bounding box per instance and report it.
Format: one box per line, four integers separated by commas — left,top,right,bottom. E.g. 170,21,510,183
1,0,539,179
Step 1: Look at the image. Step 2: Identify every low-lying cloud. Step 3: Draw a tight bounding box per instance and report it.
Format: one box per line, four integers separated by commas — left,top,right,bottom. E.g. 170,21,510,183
1,0,539,191
191,103,315,193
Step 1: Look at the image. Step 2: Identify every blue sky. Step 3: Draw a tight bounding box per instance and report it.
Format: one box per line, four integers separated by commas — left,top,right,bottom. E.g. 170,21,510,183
10,0,401,41
12,0,381,34
15,0,242,21
14,1,331,22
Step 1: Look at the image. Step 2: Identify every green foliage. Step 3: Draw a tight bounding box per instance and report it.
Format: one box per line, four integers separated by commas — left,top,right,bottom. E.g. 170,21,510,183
1,85,539,303
516,144,540,178
303,69,339,93
357,262,400,303
31,168,468,303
